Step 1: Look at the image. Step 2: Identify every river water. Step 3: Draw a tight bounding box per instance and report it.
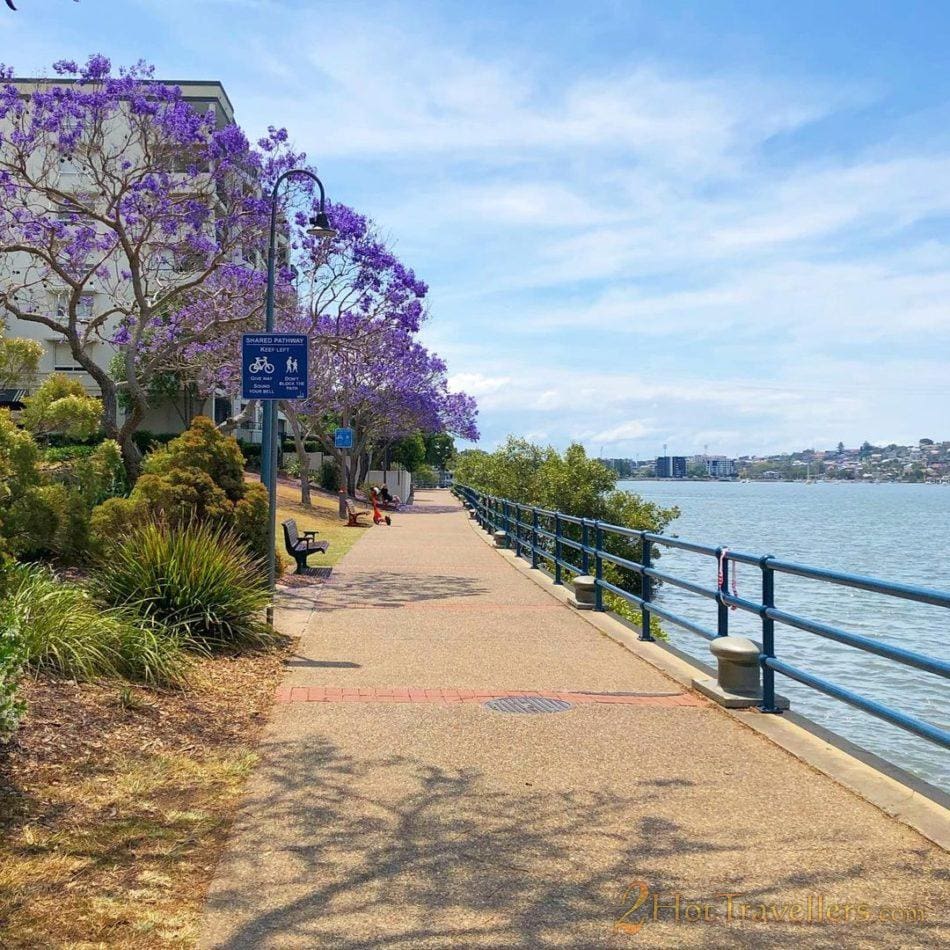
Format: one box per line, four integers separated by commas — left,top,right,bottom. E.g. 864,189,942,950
616,479,950,791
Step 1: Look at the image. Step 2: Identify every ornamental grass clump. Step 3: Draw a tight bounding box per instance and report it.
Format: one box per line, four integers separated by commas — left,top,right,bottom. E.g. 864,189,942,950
94,520,272,649
0,600,26,739
5,565,187,686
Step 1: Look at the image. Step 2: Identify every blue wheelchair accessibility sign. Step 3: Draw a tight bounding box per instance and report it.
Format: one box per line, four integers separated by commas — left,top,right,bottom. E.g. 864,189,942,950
242,334,308,400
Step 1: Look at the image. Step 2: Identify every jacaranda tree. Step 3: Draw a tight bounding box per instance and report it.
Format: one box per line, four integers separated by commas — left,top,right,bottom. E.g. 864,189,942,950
274,200,478,502
0,55,302,478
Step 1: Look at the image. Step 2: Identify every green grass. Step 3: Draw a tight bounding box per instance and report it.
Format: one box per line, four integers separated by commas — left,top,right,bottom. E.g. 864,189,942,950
273,478,369,569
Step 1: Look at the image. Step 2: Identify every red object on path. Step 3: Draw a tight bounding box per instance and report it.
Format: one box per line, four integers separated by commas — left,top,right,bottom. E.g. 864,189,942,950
371,494,391,526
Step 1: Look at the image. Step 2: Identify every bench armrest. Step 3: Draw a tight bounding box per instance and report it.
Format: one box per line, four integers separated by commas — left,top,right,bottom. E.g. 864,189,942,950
303,530,318,539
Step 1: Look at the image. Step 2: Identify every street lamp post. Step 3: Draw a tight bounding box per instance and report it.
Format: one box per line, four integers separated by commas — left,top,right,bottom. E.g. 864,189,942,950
260,169,335,621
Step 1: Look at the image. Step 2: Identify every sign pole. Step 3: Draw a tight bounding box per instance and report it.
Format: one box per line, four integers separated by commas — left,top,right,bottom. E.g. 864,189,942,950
260,187,279,625
243,332,309,625
334,426,355,515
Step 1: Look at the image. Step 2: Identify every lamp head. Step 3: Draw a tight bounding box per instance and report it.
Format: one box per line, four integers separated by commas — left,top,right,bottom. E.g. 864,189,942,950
307,211,336,239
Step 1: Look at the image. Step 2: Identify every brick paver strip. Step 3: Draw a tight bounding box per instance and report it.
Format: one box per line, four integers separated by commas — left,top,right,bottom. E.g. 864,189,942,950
274,686,704,707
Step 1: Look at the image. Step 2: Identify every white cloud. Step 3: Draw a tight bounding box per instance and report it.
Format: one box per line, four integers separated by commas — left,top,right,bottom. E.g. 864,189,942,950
447,372,512,398
589,420,651,444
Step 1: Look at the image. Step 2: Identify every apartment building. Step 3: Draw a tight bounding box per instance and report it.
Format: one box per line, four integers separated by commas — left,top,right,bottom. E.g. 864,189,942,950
0,78,260,439
655,455,687,478
705,456,738,478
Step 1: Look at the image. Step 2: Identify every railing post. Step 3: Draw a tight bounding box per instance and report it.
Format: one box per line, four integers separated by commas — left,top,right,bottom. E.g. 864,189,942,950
640,533,654,641
531,507,539,568
554,513,563,585
759,555,779,713
594,521,604,611
581,520,590,575
716,546,729,637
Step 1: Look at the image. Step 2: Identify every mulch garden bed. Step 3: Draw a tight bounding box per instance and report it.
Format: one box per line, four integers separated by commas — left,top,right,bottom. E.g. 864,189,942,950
0,638,292,948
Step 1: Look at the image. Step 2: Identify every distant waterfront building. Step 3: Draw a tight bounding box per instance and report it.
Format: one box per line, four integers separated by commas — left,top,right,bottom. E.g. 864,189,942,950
656,455,687,478
705,456,738,478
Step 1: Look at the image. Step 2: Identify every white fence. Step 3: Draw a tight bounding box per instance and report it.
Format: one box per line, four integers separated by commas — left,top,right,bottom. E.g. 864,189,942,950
289,451,412,501
365,468,412,503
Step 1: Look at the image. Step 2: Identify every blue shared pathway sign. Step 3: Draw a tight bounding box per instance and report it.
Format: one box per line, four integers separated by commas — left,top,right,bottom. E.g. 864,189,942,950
334,427,354,449
242,334,308,400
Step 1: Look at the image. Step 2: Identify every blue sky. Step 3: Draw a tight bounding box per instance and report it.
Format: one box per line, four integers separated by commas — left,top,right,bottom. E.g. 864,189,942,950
5,0,950,457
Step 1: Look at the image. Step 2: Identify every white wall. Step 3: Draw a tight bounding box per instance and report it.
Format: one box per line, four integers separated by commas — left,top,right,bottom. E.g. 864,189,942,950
366,468,412,503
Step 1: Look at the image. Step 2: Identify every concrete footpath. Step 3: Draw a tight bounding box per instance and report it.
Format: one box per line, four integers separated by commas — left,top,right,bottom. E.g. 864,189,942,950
201,491,949,949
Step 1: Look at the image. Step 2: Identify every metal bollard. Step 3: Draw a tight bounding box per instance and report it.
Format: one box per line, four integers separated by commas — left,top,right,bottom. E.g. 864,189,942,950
711,637,761,696
570,575,596,611
693,636,788,709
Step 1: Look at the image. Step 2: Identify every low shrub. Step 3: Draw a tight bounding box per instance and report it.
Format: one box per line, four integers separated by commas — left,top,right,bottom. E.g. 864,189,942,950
283,453,301,478
6,564,187,685
232,481,269,562
0,543,13,599
236,440,262,461
147,418,245,499
91,418,267,560
42,444,98,463
320,459,340,492
88,496,149,552
2,415,125,564
94,520,272,649
20,374,101,442
131,430,177,455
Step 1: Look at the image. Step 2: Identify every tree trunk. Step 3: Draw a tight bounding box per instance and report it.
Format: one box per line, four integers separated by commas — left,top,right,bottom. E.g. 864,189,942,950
285,409,312,508
71,336,119,439
117,405,145,483
218,398,258,434
357,451,369,489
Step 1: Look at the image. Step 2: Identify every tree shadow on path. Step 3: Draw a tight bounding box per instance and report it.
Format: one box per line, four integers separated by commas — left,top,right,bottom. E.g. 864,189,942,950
313,572,491,612
203,735,947,949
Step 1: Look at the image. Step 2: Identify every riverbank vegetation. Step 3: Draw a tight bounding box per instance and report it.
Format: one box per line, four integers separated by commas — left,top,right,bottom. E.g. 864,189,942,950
455,438,680,634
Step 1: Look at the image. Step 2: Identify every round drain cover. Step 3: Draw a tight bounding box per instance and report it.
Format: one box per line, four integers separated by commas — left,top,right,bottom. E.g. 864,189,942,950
484,696,573,714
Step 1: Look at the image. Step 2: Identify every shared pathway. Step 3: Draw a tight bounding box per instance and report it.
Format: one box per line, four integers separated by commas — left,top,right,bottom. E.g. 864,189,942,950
202,491,949,949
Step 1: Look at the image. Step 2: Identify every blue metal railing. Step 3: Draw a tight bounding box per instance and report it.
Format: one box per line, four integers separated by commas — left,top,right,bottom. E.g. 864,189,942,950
455,484,950,750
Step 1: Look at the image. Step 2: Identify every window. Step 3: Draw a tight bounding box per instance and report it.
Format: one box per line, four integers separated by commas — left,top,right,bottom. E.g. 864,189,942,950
53,193,93,223
155,144,210,175
213,396,232,425
54,292,95,322
53,341,85,372
173,247,206,274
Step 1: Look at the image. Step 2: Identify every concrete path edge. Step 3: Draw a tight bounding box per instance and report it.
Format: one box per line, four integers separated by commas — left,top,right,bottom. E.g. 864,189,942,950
465,516,950,852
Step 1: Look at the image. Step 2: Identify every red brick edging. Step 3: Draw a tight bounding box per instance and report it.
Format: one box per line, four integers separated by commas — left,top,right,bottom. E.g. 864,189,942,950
274,686,704,707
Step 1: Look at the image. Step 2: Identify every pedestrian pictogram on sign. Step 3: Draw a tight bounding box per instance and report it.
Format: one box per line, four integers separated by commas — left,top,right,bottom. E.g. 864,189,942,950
334,427,354,449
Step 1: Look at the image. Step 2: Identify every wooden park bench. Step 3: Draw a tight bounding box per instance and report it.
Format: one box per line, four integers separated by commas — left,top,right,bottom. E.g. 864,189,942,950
281,519,330,574
345,502,369,528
